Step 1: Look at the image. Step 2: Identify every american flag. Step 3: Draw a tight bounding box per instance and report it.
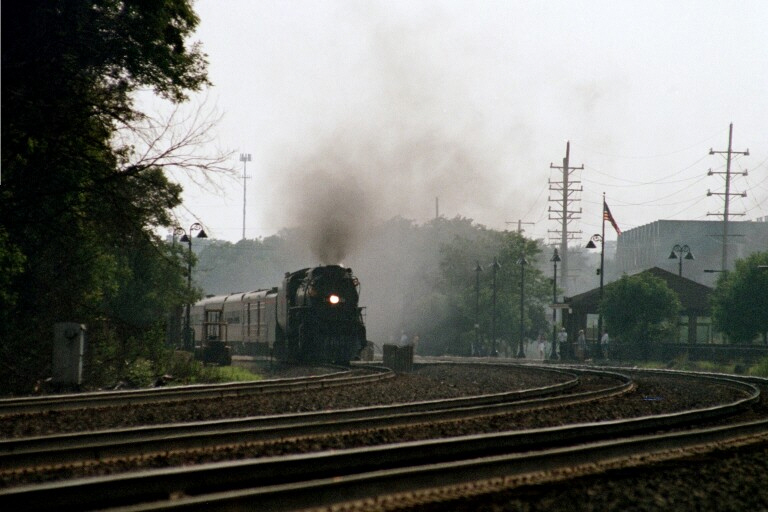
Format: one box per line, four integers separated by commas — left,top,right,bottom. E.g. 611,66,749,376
603,200,621,235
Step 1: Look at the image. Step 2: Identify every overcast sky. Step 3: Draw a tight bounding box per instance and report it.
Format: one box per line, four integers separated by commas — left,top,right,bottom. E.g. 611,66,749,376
164,0,768,245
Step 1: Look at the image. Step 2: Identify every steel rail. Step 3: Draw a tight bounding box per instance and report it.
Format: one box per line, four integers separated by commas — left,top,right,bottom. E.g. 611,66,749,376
120,419,768,512
0,366,394,416
0,374,759,511
0,366,597,470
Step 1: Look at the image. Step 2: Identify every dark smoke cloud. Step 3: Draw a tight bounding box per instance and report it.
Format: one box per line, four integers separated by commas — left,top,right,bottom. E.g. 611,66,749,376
294,169,369,264
267,6,532,263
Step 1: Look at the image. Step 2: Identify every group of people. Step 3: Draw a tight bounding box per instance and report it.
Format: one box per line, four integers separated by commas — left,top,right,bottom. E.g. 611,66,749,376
548,327,610,361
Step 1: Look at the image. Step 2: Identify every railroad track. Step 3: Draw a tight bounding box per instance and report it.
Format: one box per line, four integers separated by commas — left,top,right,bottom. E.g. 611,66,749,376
0,365,623,471
1,366,762,511
0,365,394,416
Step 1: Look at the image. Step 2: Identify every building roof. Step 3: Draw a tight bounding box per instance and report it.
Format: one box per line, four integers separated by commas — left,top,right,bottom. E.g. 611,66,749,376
566,267,713,314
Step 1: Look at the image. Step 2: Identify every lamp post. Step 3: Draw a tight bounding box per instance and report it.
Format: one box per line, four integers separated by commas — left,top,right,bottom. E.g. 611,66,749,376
175,223,208,351
668,244,694,277
516,254,528,358
550,248,561,360
240,153,251,241
475,261,483,356
585,233,604,358
491,257,501,357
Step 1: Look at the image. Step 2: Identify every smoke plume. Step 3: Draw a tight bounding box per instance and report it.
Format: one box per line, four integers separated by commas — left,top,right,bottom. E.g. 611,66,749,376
266,7,533,264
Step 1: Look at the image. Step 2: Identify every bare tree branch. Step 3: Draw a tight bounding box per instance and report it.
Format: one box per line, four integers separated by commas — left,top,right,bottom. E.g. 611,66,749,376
112,94,236,191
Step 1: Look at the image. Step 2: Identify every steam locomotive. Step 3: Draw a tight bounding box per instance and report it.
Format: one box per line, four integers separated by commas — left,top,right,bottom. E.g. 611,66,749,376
189,265,367,364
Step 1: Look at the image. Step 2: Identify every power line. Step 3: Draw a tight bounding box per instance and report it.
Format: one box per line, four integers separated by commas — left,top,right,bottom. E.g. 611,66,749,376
572,128,727,160
582,155,709,187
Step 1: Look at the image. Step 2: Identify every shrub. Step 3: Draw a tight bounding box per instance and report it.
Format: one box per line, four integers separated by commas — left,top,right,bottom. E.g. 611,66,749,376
748,356,768,378
125,358,155,387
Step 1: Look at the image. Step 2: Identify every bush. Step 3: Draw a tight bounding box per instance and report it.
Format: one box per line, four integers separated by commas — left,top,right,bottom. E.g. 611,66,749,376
748,356,768,378
125,358,155,387
160,351,262,384
201,366,263,383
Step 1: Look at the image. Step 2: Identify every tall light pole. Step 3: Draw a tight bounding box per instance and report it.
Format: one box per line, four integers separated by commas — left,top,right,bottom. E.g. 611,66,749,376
175,223,208,351
240,153,251,240
668,244,694,277
475,261,483,356
586,233,604,358
516,254,528,358
491,257,501,357
550,248,561,360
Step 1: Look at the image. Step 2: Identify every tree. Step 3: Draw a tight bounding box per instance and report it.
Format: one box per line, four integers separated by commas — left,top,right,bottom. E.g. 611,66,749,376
1,1,213,392
436,229,552,356
600,272,682,348
711,251,768,344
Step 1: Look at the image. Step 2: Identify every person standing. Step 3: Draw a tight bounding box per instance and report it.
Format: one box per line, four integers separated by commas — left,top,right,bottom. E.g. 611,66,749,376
537,334,546,359
601,331,610,359
556,327,567,360
577,329,587,361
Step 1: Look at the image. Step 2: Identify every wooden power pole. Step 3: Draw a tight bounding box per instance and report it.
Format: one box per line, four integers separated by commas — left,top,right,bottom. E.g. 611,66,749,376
707,123,749,273
548,141,583,296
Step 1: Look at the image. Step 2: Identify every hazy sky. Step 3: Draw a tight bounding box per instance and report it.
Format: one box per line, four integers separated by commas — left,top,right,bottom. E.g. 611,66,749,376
165,0,768,245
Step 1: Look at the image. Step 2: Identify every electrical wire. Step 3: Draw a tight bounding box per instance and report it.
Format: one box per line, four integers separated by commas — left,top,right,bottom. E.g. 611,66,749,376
582,155,709,187
572,128,727,160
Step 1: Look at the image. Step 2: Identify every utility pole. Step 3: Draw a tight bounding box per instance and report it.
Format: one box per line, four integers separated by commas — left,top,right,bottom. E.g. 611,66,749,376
548,141,583,296
240,153,252,240
706,124,748,272
506,220,534,234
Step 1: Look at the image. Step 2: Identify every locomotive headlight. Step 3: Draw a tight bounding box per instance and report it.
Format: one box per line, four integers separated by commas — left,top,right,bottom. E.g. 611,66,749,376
328,294,341,305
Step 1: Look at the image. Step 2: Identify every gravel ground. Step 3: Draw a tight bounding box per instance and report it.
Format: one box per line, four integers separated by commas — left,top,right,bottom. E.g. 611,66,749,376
386,439,768,512
0,364,569,438
1,365,760,491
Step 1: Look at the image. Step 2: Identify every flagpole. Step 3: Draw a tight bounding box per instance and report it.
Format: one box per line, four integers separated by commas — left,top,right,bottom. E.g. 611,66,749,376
598,192,606,358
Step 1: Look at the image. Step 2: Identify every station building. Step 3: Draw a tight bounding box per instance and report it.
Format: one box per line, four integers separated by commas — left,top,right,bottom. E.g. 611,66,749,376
564,267,714,345
559,218,767,351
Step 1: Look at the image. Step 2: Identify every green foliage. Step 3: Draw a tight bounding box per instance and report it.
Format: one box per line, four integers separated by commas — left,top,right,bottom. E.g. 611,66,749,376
711,251,768,344
125,358,155,387
600,272,682,345
0,227,26,327
0,1,208,393
161,352,261,384
749,357,768,378
203,366,263,383
435,229,552,355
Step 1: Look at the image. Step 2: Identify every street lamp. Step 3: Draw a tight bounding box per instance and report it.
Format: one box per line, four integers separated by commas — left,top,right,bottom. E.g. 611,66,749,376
491,257,501,357
240,153,251,241
175,223,208,351
516,254,528,358
585,233,604,358
475,261,483,356
550,248,561,360
668,244,694,277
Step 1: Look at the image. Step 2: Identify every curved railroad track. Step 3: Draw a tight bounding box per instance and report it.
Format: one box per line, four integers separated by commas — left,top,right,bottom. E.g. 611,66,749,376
0,365,622,471
0,365,393,416
1,363,765,511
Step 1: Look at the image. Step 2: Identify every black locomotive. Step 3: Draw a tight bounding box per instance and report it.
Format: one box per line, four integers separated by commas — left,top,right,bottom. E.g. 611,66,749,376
190,265,367,364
